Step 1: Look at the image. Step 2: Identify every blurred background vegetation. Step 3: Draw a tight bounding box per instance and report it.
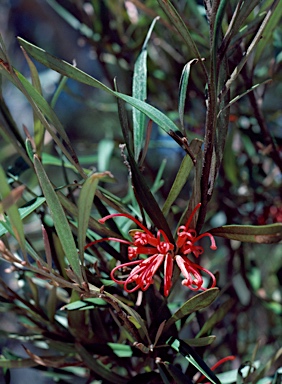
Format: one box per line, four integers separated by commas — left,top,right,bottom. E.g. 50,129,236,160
0,1,281,383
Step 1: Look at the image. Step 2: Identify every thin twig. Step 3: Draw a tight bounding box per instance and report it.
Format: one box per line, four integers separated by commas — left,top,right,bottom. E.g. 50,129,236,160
241,67,282,173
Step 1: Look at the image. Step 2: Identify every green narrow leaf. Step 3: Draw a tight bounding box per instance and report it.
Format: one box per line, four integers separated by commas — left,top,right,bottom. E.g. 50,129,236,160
88,284,150,343
219,0,280,101
183,336,216,347
254,0,282,65
162,139,202,217
15,70,85,176
157,0,207,80
178,59,199,131
0,165,26,257
164,288,219,331
50,75,68,108
197,299,235,337
115,84,174,243
210,223,282,243
116,92,180,135
151,158,167,194
0,63,85,178
18,37,180,137
107,343,133,358
46,286,57,322
167,337,221,384
78,172,112,264
212,0,228,79
46,0,94,39
97,138,115,172
165,363,194,384
57,189,120,240
0,358,37,369
218,79,272,117
33,155,83,283
0,185,25,214
156,362,174,384
133,16,159,161
75,342,128,384
222,130,238,186
21,47,45,155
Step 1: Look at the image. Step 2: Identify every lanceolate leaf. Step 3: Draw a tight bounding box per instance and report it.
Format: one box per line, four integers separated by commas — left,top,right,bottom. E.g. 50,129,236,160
0,165,26,258
34,155,83,283
78,172,112,264
157,0,207,80
0,185,25,214
115,86,174,243
133,17,159,161
0,357,37,369
165,362,194,384
197,299,235,338
167,337,221,384
75,343,128,384
210,223,282,244
88,284,150,343
18,38,180,136
21,47,45,156
164,288,219,331
116,92,180,135
178,59,199,131
253,0,282,65
0,63,85,178
162,139,202,217
219,0,280,101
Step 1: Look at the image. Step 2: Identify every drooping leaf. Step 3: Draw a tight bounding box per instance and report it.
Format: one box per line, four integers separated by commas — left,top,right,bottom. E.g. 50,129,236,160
164,288,219,331
0,62,85,178
167,337,221,384
210,223,282,244
18,37,180,137
75,342,128,384
34,155,83,283
132,16,159,161
23,345,73,368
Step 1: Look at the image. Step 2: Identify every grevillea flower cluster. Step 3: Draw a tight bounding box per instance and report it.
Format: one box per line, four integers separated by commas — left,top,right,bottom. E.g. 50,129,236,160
86,203,217,296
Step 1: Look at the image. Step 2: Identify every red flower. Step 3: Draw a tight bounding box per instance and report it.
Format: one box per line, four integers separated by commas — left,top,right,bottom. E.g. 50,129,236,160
85,204,217,296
